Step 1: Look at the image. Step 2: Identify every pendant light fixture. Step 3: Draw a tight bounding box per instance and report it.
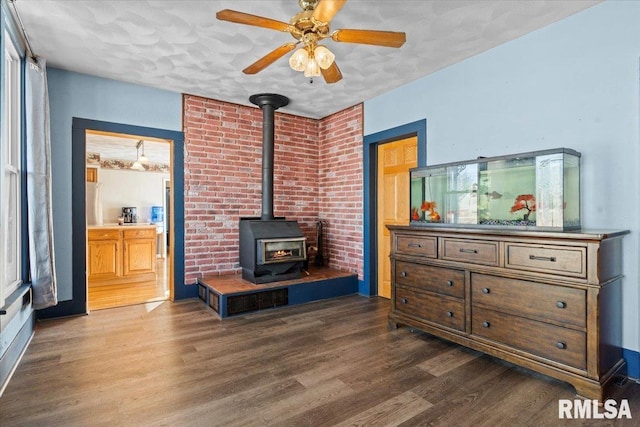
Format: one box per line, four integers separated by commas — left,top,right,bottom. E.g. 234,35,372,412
137,140,149,164
131,140,146,170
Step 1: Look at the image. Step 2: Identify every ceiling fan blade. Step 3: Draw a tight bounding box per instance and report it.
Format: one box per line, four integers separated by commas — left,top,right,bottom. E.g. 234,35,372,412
216,9,291,32
242,43,298,75
321,61,342,84
332,29,406,48
312,0,348,23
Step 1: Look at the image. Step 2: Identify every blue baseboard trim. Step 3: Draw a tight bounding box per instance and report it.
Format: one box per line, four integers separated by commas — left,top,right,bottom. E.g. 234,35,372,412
177,283,199,300
623,348,640,380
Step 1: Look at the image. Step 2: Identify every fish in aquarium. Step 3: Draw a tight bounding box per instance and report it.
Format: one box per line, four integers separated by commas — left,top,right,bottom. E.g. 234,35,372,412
484,191,503,199
421,200,441,221
411,207,420,221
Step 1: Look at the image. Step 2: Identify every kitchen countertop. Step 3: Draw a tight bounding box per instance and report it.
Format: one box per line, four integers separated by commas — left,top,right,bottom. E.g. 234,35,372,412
88,223,158,230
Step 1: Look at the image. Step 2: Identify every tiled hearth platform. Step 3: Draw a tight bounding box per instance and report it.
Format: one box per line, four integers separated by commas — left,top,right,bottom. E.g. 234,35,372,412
197,267,359,318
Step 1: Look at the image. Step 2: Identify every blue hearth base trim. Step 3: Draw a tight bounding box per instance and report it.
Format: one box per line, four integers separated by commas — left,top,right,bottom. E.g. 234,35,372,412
197,267,358,318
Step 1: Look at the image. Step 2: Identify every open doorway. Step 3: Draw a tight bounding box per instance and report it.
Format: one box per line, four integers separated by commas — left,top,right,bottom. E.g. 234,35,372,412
63,117,187,317
376,137,417,298
85,130,172,310
362,119,426,298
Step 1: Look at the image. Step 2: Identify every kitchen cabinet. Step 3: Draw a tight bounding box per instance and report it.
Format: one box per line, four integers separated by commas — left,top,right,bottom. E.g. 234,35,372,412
387,225,628,400
88,225,157,286
87,229,121,281
123,228,157,276
86,167,98,182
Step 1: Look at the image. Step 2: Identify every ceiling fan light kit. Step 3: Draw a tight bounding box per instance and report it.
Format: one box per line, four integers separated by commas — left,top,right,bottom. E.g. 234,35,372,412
313,45,335,69
289,44,334,77
216,0,406,84
289,48,309,71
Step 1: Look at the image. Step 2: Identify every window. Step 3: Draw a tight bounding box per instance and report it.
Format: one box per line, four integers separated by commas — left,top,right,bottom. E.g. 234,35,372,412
1,30,22,306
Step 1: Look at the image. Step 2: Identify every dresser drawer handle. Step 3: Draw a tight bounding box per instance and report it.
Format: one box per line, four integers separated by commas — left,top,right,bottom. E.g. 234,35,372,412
460,248,478,254
556,341,567,350
446,311,453,317
407,243,423,248
529,255,557,262
400,298,408,304
556,301,567,309
482,288,490,294
446,280,453,286
482,321,490,328
401,271,407,277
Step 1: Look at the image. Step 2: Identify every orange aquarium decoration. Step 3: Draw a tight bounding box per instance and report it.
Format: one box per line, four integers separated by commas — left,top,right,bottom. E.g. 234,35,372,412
510,194,536,221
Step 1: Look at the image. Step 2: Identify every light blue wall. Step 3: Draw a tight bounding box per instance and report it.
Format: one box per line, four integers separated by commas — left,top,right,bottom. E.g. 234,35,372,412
365,1,640,354
48,69,182,301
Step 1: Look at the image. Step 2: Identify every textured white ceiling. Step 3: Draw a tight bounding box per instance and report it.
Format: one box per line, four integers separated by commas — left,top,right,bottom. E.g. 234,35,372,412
15,0,600,119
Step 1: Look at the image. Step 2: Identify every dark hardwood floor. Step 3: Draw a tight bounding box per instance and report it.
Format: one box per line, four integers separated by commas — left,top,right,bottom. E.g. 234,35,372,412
1,295,638,426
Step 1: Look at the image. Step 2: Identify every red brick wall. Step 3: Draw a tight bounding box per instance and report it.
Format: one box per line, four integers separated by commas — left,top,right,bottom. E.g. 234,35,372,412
318,104,364,280
182,95,363,283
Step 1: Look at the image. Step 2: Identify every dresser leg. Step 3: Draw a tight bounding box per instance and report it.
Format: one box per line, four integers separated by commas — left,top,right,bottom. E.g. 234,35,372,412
572,380,604,401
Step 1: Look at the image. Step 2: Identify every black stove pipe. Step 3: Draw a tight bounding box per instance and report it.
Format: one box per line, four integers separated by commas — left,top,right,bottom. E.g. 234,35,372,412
249,93,290,221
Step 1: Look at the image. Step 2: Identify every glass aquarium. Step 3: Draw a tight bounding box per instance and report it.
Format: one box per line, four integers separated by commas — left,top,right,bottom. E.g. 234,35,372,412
410,148,580,231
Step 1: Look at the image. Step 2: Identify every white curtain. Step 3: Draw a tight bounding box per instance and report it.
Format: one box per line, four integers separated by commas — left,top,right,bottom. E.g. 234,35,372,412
26,57,57,309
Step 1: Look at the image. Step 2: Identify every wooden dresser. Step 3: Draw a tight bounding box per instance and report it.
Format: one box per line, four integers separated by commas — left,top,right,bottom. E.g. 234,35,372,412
387,225,628,400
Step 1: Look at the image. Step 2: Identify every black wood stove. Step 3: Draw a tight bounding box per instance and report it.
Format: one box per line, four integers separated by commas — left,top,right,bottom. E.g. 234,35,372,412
239,94,307,284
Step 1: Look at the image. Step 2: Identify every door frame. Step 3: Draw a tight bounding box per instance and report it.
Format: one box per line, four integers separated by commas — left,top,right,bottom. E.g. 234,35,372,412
376,137,418,298
38,118,188,318
362,119,426,296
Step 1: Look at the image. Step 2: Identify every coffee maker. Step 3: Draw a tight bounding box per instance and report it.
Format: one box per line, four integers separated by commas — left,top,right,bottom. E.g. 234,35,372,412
122,207,137,224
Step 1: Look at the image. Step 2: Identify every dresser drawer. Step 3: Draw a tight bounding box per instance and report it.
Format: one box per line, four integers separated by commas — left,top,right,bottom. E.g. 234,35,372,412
505,243,586,278
472,307,586,370
88,229,121,241
471,274,585,328
395,261,464,299
395,234,437,258
124,228,156,239
441,238,499,266
396,287,465,332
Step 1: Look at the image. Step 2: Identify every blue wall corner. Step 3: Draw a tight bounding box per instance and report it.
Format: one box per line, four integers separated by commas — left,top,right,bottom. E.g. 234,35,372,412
358,279,366,295
623,348,640,380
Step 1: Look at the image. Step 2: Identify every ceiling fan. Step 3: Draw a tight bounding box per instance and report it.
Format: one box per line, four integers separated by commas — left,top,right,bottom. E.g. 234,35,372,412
216,0,406,84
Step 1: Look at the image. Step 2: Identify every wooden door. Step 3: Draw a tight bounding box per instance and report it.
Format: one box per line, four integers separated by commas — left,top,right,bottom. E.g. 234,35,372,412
377,137,417,298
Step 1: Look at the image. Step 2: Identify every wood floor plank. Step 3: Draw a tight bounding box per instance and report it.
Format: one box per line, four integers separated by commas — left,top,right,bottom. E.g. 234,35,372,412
282,365,435,426
417,346,483,377
335,391,433,427
1,295,639,427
